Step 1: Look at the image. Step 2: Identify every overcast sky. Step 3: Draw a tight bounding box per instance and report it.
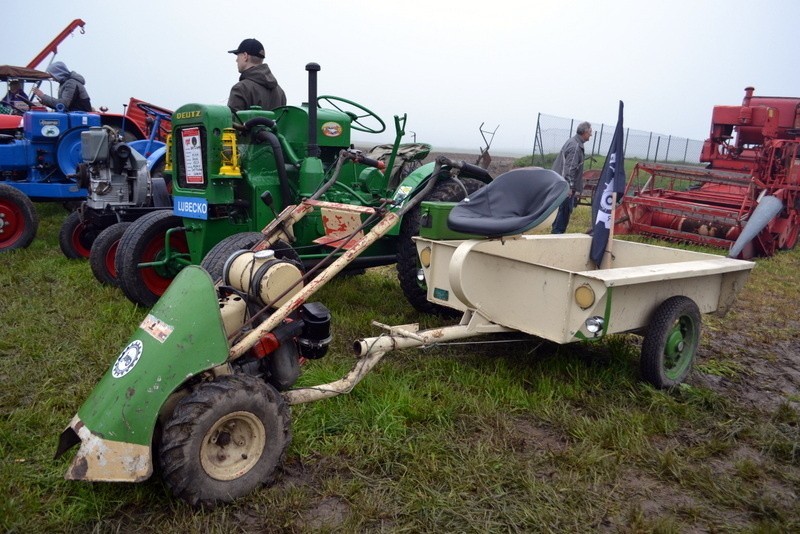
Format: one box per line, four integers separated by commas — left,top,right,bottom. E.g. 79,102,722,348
3,0,799,154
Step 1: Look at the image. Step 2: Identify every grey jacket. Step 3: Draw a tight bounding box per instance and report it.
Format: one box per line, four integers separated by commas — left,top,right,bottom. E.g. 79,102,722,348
41,64,92,112
551,133,586,193
227,63,286,112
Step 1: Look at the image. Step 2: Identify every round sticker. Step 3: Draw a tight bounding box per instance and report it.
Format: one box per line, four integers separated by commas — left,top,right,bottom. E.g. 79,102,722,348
321,122,342,137
112,340,144,378
42,126,60,137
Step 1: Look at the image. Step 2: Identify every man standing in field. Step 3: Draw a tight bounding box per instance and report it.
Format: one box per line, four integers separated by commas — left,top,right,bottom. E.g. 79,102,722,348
551,121,592,233
227,38,286,112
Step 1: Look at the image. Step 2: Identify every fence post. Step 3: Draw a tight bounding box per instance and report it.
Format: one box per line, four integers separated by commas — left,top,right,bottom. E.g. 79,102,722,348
683,138,689,163
665,135,672,163
646,132,653,161
654,136,661,162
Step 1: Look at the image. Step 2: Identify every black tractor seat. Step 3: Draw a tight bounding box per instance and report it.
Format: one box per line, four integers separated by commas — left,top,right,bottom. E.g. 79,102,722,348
446,167,568,237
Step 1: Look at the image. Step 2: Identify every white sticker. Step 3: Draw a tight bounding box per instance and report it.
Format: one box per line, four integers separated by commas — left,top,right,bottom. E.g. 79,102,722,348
112,340,143,378
181,126,204,184
140,313,174,343
41,125,60,137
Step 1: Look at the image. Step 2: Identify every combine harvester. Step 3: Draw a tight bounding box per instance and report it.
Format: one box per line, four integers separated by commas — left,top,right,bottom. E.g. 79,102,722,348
613,87,800,259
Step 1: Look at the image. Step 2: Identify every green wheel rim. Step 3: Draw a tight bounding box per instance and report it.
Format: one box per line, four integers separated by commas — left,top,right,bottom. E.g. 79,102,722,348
663,315,698,380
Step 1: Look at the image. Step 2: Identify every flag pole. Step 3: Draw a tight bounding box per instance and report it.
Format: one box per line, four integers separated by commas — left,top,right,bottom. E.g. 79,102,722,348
599,192,617,269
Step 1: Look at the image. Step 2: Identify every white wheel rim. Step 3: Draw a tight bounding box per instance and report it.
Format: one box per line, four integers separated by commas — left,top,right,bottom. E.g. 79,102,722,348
200,411,266,481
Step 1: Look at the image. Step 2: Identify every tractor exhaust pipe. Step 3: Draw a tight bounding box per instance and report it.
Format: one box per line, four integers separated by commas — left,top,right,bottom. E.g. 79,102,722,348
306,63,321,158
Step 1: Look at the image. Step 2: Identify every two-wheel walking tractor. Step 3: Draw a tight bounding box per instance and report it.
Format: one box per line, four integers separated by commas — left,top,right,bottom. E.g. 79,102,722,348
56,145,755,507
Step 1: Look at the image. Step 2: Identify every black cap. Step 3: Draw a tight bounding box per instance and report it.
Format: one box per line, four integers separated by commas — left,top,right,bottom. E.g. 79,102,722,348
228,38,265,58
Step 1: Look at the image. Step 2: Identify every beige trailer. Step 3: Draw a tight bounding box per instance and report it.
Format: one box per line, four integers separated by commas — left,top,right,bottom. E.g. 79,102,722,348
287,166,756,406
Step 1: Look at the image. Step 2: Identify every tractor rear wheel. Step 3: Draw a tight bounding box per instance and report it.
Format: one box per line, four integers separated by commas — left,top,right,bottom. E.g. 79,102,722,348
640,296,701,388
89,222,132,286
397,177,485,315
59,210,97,259
0,184,38,251
158,375,291,508
116,210,189,307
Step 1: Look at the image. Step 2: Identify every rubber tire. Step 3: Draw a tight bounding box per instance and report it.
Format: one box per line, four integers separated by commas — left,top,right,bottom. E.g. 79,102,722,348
0,184,38,251
158,375,291,508
116,210,188,307
59,210,97,259
640,296,701,388
89,222,132,286
397,177,486,315
202,234,302,281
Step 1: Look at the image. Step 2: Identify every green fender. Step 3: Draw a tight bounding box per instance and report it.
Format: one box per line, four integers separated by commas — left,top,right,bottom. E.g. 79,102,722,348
58,266,230,481
381,161,437,236
79,265,229,444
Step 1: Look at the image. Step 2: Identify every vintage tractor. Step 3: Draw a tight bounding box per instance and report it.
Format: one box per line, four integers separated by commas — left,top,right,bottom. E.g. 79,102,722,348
58,102,172,267
113,63,489,308
0,19,172,253
612,87,800,258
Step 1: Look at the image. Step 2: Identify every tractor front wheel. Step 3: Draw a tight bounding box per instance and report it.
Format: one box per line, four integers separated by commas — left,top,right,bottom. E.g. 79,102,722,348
0,184,38,251
158,375,291,508
397,177,485,315
116,210,189,307
640,296,701,388
89,222,132,286
59,210,97,259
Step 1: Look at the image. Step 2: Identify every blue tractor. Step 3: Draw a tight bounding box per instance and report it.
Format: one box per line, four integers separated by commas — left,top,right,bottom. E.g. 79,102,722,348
0,65,169,254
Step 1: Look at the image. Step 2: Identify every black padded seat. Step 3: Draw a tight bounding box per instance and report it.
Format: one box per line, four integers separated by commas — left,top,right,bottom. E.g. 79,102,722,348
446,168,568,237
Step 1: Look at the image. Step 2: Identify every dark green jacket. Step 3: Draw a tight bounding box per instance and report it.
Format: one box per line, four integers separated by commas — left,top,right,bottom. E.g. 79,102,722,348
227,63,286,112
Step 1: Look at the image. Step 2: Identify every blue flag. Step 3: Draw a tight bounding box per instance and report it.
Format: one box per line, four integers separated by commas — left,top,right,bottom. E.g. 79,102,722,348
590,101,625,267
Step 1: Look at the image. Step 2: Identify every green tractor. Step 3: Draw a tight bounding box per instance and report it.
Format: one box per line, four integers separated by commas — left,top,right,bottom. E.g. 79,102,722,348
113,63,491,309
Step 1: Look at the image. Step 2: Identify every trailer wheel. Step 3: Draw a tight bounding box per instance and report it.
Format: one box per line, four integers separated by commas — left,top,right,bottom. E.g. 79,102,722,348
0,184,38,251
59,210,97,259
89,222,132,286
640,296,701,388
116,210,189,307
397,177,485,315
158,375,291,508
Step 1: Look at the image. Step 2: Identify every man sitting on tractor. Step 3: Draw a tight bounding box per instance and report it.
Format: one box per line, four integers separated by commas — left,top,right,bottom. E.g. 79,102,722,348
1,79,34,114
227,38,286,112
32,61,93,112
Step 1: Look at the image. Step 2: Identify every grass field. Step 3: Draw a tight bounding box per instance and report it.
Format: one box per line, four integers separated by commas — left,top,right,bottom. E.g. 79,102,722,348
1,200,798,532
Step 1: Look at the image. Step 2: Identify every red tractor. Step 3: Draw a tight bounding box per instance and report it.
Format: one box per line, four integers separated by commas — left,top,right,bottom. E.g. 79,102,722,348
613,87,800,259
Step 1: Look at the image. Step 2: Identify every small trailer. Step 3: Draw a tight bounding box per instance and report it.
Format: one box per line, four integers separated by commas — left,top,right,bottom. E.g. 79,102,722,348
349,168,755,389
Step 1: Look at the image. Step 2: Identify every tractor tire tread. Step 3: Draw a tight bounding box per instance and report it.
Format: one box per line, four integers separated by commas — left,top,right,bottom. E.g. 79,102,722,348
397,177,485,315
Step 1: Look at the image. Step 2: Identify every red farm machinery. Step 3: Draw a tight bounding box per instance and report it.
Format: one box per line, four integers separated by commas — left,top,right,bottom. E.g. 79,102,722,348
613,87,800,259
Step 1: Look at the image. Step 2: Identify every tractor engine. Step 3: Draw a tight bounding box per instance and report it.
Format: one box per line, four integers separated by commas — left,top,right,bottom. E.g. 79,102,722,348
219,248,332,391
78,126,151,211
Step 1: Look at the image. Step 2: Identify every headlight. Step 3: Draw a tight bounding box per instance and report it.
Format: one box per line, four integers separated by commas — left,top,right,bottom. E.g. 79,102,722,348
585,316,604,336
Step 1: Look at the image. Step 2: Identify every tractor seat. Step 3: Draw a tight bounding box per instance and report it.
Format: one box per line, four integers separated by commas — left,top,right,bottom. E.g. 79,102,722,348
446,167,568,237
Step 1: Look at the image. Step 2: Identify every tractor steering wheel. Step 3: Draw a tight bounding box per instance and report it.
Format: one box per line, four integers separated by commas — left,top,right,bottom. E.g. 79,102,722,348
136,102,172,122
317,95,385,134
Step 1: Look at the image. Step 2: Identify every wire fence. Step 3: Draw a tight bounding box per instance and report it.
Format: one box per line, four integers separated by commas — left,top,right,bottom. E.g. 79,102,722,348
531,113,704,170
